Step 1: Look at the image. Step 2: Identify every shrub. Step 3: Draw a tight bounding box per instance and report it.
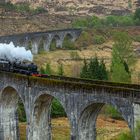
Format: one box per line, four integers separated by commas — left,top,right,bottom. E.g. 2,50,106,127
134,8,140,21
0,2,15,11
0,2,47,15
105,105,123,120
116,132,133,140
103,15,134,27
57,63,64,76
15,3,30,13
119,15,134,26
88,16,103,28
93,35,106,45
72,18,89,28
135,120,140,139
33,7,47,14
128,0,132,9
72,15,135,28
50,40,57,51
63,39,76,50
40,63,52,75
51,99,66,118
18,100,26,122
70,51,81,60
132,35,140,42
75,31,91,49
115,121,140,140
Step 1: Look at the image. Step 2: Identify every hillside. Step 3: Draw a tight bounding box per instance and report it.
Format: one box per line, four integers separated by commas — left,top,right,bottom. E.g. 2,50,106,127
0,14,75,36
0,1,140,84
3,0,139,16
0,0,140,36
34,27,140,84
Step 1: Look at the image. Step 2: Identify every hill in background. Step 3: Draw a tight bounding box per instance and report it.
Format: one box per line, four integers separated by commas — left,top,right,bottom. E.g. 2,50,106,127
2,0,139,16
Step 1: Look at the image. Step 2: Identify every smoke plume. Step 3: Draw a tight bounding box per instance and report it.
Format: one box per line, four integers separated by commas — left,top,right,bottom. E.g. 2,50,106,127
0,42,33,62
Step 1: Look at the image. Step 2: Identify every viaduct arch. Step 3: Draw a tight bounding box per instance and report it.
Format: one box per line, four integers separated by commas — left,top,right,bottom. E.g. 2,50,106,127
0,29,82,54
0,71,140,140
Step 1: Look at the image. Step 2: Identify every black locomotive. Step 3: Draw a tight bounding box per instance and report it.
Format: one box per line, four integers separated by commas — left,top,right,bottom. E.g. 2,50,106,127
0,59,38,75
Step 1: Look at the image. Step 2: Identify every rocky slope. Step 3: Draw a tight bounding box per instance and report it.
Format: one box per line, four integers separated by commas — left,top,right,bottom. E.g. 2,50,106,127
0,14,74,36
7,0,138,16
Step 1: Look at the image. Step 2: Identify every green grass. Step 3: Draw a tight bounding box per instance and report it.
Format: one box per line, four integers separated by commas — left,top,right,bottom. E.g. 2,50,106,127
115,132,133,140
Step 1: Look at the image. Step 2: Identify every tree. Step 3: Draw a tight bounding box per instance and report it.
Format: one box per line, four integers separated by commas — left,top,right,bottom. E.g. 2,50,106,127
80,57,108,80
98,59,108,80
40,66,45,74
80,59,89,78
45,63,52,75
57,63,64,76
88,57,100,79
134,8,140,25
113,32,135,66
134,8,140,21
111,55,131,83
40,63,52,75
110,32,133,83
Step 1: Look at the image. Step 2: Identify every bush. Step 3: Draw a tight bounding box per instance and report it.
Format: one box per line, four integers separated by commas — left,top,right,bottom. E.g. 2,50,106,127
51,99,66,118
50,40,57,51
135,120,140,139
93,35,106,45
70,51,81,60
105,105,123,120
72,18,89,28
0,2,47,15
63,39,76,50
72,15,135,28
33,7,47,14
40,63,52,75
116,132,133,140
132,35,140,42
72,16,103,28
134,8,140,21
75,31,91,49
18,100,26,122
15,3,30,13
57,63,64,76
88,16,103,28
115,121,140,140
0,2,15,11
103,15,134,27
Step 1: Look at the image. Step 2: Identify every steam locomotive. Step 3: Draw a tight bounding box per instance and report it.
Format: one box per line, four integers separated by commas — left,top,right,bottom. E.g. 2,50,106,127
0,59,39,76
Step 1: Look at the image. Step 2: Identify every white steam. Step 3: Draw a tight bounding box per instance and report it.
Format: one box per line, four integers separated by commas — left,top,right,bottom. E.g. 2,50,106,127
0,42,33,62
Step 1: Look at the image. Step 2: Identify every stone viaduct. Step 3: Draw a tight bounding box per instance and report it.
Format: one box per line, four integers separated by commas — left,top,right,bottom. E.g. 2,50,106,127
0,71,140,140
0,29,82,54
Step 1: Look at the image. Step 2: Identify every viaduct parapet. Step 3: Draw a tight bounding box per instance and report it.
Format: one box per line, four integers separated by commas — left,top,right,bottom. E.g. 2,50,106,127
0,29,82,54
0,72,140,140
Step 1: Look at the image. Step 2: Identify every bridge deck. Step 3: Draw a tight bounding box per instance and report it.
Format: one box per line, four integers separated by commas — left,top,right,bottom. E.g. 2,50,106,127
1,71,140,91
0,71,140,103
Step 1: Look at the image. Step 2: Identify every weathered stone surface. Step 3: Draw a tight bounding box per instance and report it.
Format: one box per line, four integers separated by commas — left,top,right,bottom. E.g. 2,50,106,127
0,71,140,140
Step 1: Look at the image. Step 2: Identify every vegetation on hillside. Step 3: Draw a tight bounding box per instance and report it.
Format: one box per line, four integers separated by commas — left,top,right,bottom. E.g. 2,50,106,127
110,32,135,83
72,8,140,28
80,57,108,80
0,2,47,15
